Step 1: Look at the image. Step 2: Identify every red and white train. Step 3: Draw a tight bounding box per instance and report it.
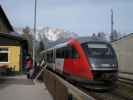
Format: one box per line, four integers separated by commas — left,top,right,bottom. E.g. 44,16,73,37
40,38,118,90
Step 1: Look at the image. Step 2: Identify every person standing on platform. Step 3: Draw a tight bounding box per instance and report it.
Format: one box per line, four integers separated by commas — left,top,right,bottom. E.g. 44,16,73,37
26,55,33,79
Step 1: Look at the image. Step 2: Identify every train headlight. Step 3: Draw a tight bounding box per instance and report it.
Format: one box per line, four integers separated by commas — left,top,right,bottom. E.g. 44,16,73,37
91,63,96,68
112,64,117,67
91,63,94,67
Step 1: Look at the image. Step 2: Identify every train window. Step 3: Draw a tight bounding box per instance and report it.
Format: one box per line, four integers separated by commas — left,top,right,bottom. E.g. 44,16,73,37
71,47,79,59
47,50,54,63
0,48,8,62
56,47,70,58
82,43,115,58
56,46,79,59
64,47,71,58
64,46,79,59
56,48,64,58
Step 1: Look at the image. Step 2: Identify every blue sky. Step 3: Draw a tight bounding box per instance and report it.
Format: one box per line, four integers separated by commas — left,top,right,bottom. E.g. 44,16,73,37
0,0,133,36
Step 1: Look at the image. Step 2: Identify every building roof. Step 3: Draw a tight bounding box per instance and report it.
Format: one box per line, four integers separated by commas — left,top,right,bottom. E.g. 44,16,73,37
0,32,27,43
0,5,14,32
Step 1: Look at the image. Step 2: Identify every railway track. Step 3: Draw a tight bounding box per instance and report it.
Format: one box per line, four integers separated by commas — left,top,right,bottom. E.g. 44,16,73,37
69,78,133,100
119,77,133,86
75,85,133,100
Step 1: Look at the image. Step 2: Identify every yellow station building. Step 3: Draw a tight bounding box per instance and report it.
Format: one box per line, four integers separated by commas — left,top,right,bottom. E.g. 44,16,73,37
0,5,28,73
0,33,28,72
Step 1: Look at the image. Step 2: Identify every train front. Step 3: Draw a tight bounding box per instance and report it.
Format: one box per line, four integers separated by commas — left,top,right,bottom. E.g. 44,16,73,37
81,41,118,90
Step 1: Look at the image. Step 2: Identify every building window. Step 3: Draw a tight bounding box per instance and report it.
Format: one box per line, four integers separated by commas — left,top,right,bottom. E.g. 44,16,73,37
0,48,8,63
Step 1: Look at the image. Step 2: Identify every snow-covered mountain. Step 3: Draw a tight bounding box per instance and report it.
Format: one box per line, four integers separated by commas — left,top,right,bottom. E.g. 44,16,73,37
38,27,78,41
15,26,78,41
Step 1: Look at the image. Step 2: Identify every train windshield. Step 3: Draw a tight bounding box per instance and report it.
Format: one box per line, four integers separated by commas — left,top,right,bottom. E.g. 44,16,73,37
82,43,115,58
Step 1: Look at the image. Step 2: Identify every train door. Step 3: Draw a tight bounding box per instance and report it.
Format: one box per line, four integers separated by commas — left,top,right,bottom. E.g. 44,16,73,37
55,48,64,73
46,50,54,70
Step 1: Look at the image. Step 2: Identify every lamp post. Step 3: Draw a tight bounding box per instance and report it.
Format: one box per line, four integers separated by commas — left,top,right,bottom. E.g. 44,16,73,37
33,0,37,67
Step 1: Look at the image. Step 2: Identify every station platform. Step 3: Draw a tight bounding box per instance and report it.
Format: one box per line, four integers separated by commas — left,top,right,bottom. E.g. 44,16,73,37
0,75,53,100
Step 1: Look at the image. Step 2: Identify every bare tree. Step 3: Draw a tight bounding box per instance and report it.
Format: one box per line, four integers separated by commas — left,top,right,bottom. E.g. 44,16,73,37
91,33,98,40
22,26,33,55
97,32,107,41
